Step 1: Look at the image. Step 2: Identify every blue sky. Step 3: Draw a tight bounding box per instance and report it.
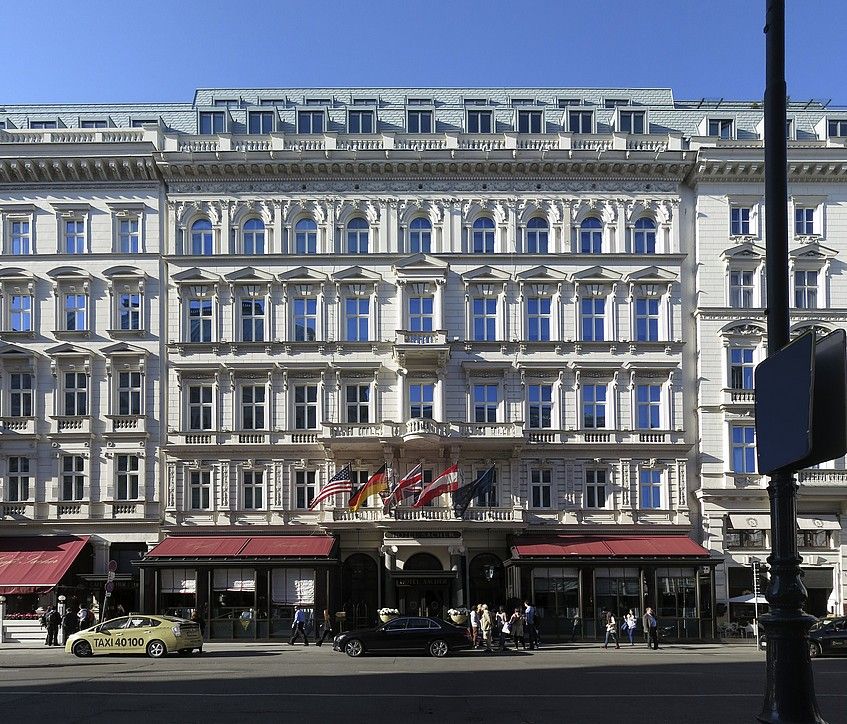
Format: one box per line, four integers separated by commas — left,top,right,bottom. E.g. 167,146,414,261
2,0,843,105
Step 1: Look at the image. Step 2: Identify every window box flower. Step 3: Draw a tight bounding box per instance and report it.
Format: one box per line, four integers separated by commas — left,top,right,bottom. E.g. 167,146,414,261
448,607,469,625
378,607,399,623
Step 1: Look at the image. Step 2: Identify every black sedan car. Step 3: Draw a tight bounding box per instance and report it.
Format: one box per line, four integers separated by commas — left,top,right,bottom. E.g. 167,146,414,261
333,616,471,658
809,616,847,657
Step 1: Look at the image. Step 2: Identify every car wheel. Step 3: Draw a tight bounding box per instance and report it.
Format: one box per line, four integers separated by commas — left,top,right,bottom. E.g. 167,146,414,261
809,642,822,659
429,639,449,658
146,639,167,658
72,640,93,658
344,639,364,657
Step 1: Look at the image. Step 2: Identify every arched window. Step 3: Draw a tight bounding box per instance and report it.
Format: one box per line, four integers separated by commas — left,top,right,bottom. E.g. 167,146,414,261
242,218,265,255
472,217,495,254
579,217,602,254
190,219,213,256
347,217,369,254
404,552,443,571
294,218,317,255
409,217,432,254
634,217,656,254
526,217,548,254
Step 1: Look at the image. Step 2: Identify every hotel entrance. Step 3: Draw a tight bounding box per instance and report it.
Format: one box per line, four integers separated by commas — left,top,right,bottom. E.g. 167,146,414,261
392,552,456,619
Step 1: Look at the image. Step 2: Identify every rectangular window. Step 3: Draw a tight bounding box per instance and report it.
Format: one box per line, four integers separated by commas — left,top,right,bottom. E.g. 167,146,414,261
467,110,492,134
8,456,30,501
243,469,264,509
118,371,142,415
634,298,660,341
639,469,662,509
725,529,765,549
116,454,140,500
729,348,755,390
527,384,552,429
64,219,85,254
636,384,661,429
408,296,434,332
64,372,87,416
729,270,754,308
348,110,374,133
118,218,140,253
472,298,497,341
345,298,369,341
241,385,266,430
294,384,318,429
527,297,551,341
188,299,213,342
189,470,211,510
10,295,32,332
131,119,157,127
828,119,847,138
30,120,57,129
64,293,87,331
408,110,433,133
80,120,107,128
530,469,552,508
10,372,33,417
345,384,370,423
730,207,751,235
708,118,734,139
582,384,607,429
241,298,265,342
248,111,274,134
298,111,324,134
119,293,141,330
293,297,317,341
518,110,542,133
473,384,498,423
731,425,756,473
585,469,607,509
794,207,815,235
619,110,645,134
580,298,605,341
794,270,818,309
188,385,213,430
198,112,225,134
569,110,593,134
295,470,316,509
62,455,85,501
10,220,30,255
409,383,434,419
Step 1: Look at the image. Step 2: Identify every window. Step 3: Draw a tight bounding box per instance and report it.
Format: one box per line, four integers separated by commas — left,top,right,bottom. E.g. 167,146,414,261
213,99,238,108
241,297,265,342
794,207,815,236
472,298,497,341
729,348,755,390
473,384,498,423
619,110,645,134
409,217,431,253
527,384,553,429
708,119,734,139
467,110,492,133
243,469,264,509
188,299,213,342
131,119,157,127
188,385,213,430
293,297,317,341
295,470,316,509
796,531,829,549
828,119,847,138
241,385,265,430
472,217,495,253
248,111,274,134
62,455,85,501
530,469,552,508
10,220,30,255
725,528,765,549
408,110,433,133
64,372,87,416
294,218,317,254
198,112,225,134
636,384,661,429
409,383,434,418
569,110,593,134
527,297,551,341
348,110,374,133
346,218,369,254
634,297,660,341
242,219,265,255
64,293,87,332
729,270,754,308
64,219,85,254
731,425,756,473
10,373,33,416
10,295,32,332
559,98,583,107
189,470,211,510
350,469,374,507
730,207,751,236
408,295,433,331
298,111,324,134
293,384,318,429
345,297,369,341
118,218,140,253
345,384,370,423
116,454,140,500
8,457,30,501
582,384,607,429
190,219,213,255
30,120,57,129
580,297,605,341
580,218,603,253
633,218,656,254
80,120,107,129
526,217,548,253
794,270,818,309
585,469,607,508
518,110,542,133
118,371,142,415
118,292,141,330
639,469,662,509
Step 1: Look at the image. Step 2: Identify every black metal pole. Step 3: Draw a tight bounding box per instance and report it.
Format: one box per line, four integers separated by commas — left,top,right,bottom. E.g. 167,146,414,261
758,2,825,722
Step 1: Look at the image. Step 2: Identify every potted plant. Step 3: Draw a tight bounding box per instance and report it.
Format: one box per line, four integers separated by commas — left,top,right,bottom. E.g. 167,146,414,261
378,607,399,623
448,607,470,625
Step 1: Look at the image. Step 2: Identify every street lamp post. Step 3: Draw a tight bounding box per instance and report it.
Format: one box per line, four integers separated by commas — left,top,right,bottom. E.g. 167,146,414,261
0,595,6,644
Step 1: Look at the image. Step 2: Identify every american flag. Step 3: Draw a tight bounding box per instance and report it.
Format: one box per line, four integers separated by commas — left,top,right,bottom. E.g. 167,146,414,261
308,464,353,510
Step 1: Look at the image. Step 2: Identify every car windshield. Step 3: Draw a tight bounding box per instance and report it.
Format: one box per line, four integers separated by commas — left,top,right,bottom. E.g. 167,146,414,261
97,617,130,633
382,619,408,631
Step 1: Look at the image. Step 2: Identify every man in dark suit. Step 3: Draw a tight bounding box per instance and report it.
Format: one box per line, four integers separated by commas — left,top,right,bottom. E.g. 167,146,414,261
642,606,659,650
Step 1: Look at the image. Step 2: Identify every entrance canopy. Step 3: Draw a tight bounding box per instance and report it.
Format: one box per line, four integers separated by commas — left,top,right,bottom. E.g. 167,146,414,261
0,535,90,594
142,535,336,563
511,534,712,563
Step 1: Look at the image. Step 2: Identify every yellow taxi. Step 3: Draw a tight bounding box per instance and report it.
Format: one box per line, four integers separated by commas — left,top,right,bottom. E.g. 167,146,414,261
65,614,203,658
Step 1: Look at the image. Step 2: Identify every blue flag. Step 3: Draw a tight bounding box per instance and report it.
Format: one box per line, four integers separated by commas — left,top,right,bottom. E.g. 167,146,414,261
452,466,496,518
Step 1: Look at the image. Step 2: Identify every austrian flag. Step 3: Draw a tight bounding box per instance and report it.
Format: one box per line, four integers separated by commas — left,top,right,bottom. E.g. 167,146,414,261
412,464,460,508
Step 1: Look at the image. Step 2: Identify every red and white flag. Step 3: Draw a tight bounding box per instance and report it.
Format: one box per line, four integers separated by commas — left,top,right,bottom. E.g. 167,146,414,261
383,464,423,510
412,464,460,508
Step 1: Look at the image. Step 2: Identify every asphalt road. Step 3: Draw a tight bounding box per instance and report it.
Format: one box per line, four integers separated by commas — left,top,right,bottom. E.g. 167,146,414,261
0,642,844,724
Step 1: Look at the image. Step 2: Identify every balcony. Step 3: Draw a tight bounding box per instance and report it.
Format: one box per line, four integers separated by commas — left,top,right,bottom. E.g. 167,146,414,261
394,330,450,369
324,506,523,524
797,469,847,486
168,430,321,447
524,429,687,447
105,501,148,519
0,501,34,520
49,416,92,437
0,416,37,438
48,501,90,519
106,415,147,435
723,388,755,407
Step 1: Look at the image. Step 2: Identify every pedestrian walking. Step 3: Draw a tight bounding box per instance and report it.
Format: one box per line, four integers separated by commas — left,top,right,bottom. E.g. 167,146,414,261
480,604,493,652
45,606,61,646
315,609,333,646
624,609,637,646
469,605,481,648
495,606,509,652
77,605,90,630
524,600,539,650
61,607,78,643
603,611,620,649
571,613,582,642
510,608,525,649
288,604,310,645
643,606,659,650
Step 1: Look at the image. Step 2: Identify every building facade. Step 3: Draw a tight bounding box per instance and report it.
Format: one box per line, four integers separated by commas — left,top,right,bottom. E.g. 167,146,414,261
1,87,845,640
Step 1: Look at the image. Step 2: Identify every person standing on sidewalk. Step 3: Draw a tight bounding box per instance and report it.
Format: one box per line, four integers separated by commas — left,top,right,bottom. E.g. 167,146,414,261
603,611,621,649
495,606,509,652
45,606,61,646
643,607,659,650
288,604,310,645
61,607,78,644
469,605,481,649
480,604,493,652
524,600,539,650
624,609,637,646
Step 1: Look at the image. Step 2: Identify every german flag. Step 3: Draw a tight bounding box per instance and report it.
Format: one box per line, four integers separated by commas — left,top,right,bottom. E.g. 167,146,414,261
348,464,388,513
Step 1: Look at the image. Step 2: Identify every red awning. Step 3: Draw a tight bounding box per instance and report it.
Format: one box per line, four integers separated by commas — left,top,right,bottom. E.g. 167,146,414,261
512,535,711,559
145,535,335,559
146,537,250,558
240,536,335,558
0,536,90,594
